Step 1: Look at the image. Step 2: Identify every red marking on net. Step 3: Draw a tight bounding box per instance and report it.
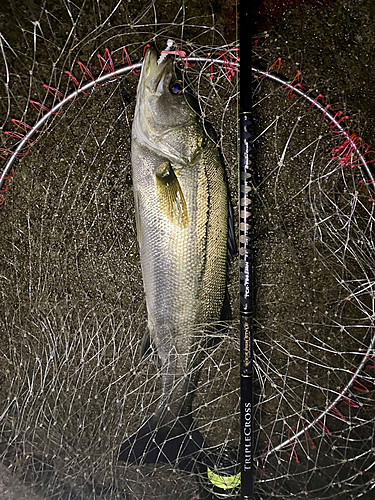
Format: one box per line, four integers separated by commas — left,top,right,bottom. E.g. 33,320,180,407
232,52,240,70
122,46,141,76
350,368,370,393
328,405,346,422
288,82,307,99
0,167,15,204
4,131,26,140
292,70,301,83
161,50,187,58
361,154,375,167
356,150,375,168
331,131,353,157
310,93,325,108
44,84,73,101
142,44,151,58
285,448,300,464
78,62,95,83
0,148,10,160
0,167,15,181
218,50,238,82
226,47,239,63
259,465,267,478
315,418,332,435
209,61,214,81
329,111,349,133
4,128,37,148
160,48,194,69
12,119,43,134
352,378,370,393
341,395,360,408
359,179,375,184
321,103,332,119
303,429,316,449
65,71,88,95
284,71,305,97
332,132,375,169
364,355,375,370
98,48,115,74
0,147,28,159
268,57,282,74
30,99,61,115
65,71,80,88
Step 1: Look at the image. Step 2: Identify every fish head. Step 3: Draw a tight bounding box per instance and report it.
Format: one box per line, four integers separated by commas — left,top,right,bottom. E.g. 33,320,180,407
133,47,203,164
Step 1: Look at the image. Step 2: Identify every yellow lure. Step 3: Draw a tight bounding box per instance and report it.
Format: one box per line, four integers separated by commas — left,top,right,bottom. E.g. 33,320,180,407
207,467,241,490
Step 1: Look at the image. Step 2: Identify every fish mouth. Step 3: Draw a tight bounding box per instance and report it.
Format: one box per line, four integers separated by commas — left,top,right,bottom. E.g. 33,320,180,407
140,47,172,96
133,47,180,162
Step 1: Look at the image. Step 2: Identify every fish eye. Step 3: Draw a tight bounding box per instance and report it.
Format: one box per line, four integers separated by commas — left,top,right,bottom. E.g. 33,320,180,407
170,81,183,94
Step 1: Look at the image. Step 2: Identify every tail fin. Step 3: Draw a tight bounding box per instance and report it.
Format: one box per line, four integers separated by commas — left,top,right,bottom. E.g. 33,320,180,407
119,417,204,472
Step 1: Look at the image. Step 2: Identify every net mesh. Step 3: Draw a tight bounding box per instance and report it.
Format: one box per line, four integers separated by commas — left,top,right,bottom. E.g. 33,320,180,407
0,0,375,499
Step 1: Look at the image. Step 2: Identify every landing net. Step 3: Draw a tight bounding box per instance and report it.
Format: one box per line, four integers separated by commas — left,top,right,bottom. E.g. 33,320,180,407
0,1,374,499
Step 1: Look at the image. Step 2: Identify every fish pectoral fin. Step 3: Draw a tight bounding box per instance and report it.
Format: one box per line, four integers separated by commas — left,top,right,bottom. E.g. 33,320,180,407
156,161,188,227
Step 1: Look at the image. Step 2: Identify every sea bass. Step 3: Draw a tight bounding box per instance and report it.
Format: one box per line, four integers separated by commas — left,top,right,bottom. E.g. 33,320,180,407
119,47,235,470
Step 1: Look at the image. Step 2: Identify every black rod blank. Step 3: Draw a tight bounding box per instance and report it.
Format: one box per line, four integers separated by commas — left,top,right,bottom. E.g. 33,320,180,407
239,2,255,499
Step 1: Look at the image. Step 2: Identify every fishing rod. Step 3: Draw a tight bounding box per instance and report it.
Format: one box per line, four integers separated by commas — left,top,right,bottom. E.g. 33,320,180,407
239,2,255,499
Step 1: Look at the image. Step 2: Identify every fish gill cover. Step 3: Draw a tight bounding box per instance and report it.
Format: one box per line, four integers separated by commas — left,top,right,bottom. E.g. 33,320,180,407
0,0,375,499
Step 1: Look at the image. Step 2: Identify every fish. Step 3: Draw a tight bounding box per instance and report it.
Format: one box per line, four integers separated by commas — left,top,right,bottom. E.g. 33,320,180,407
119,47,236,471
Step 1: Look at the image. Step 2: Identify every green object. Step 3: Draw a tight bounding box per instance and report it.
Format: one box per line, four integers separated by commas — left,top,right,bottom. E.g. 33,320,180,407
207,467,241,490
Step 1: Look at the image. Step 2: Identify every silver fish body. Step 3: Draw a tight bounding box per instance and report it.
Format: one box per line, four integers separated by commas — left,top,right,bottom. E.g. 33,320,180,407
120,47,233,468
